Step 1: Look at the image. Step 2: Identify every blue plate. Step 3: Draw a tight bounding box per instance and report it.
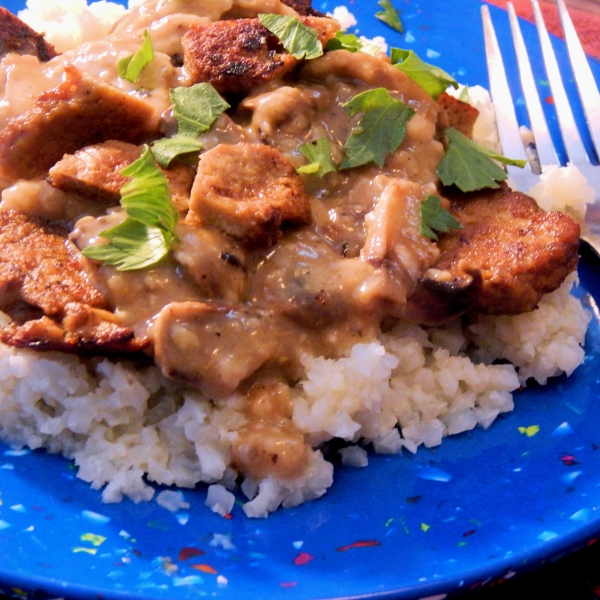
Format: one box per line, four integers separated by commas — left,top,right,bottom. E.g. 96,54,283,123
0,1,599,599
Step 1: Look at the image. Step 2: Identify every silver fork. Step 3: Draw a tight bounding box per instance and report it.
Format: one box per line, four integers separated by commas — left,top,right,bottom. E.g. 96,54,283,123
481,0,600,253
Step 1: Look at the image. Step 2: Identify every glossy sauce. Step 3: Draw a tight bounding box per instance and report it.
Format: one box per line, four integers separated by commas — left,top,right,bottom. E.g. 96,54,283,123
0,0,445,481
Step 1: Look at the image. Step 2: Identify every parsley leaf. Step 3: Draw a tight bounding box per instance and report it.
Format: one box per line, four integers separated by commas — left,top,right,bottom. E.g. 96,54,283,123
151,136,203,169
475,140,528,168
420,195,462,240
151,83,230,168
120,146,178,232
375,0,403,33
437,128,526,192
326,31,364,53
258,14,323,59
325,31,382,56
82,221,172,272
391,48,458,100
82,146,177,271
118,30,155,83
297,138,336,177
458,85,470,102
341,88,415,169
170,84,231,137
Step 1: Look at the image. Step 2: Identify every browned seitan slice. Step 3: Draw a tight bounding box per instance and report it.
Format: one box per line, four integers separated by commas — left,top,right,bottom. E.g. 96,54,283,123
430,183,580,316
0,209,105,316
0,65,160,182
48,141,142,205
0,7,58,62
182,17,338,97
1,306,148,355
436,92,480,138
48,141,195,211
282,0,325,16
187,143,311,246
182,19,298,97
0,210,147,354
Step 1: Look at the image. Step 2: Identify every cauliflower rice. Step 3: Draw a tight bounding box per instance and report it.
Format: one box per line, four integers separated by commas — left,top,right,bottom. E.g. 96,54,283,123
1,0,591,517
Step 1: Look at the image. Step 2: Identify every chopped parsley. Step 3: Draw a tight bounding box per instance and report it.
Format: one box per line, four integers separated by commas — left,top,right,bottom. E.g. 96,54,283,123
151,136,203,168
391,48,458,100
420,195,462,240
458,85,470,102
341,88,415,170
326,31,364,53
170,84,231,136
118,30,155,84
82,146,178,271
437,127,527,192
375,0,403,33
258,14,323,60
151,83,230,168
297,138,336,177
325,31,381,56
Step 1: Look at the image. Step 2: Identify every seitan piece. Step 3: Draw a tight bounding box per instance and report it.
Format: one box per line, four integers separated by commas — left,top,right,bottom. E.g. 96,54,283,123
187,143,311,246
282,0,325,16
182,19,297,97
48,141,195,210
0,209,105,317
0,306,149,355
0,210,146,354
48,141,142,205
0,65,160,182
0,7,58,62
182,17,338,98
432,183,580,315
436,92,480,138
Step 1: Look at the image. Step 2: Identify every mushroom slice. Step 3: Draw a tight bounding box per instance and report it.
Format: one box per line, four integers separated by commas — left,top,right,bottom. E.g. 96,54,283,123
153,301,279,398
403,267,483,326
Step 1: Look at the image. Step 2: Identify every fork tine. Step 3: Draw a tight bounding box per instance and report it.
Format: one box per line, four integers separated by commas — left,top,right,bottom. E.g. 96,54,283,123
532,0,589,166
481,5,539,191
556,0,600,159
507,2,556,168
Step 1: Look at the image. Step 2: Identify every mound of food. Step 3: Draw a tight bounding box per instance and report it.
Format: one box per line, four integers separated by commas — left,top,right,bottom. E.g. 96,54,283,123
0,0,590,517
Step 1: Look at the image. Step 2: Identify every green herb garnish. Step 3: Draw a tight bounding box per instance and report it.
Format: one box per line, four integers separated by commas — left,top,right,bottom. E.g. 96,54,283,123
391,48,458,100
258,14,323,59
297,138,336,177
151,136,203,168
82,221,170,272
340,88,415,169
326,31,363,53
118,30,155,83
82,146,178,271
151,83,230,168
375,0,403,33
437,127,527,192
170,84,231,136
420,195,462,240
458,85,470,102
326,31,382,56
